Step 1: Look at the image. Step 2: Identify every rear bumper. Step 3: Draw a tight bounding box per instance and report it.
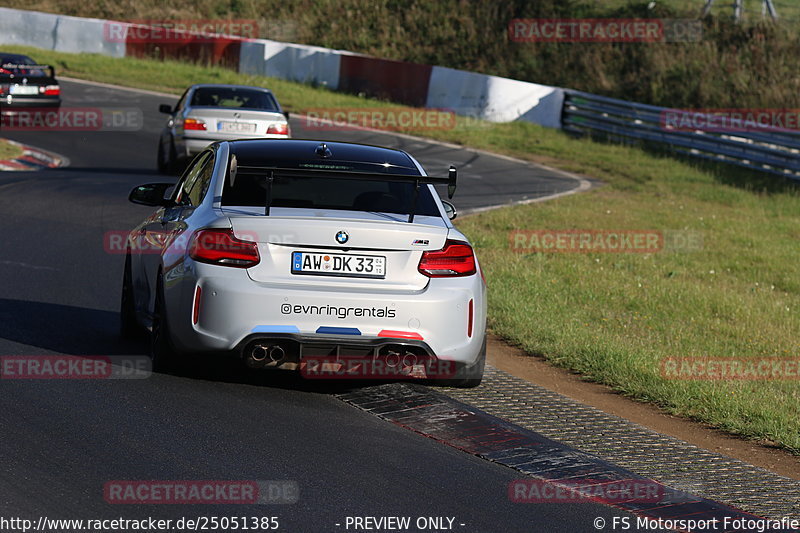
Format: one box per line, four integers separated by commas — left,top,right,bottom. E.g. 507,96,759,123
166,265,487,366
183,137,214,157
0,97,61,108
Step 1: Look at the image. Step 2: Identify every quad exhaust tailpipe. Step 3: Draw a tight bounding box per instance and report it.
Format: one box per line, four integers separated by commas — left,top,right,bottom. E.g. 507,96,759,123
402,353,418,368
385,351,401,368
268,345,285,363
246,342,287,368
250,344,270,362
243,340,432,371
383,351,420,368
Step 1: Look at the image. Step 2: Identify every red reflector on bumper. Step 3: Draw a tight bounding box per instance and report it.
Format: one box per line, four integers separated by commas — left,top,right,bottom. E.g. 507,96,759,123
467,299,474,338
192,285,202,325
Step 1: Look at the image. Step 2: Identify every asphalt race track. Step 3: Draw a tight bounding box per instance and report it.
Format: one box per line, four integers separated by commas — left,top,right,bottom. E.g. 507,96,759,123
0,79,646,532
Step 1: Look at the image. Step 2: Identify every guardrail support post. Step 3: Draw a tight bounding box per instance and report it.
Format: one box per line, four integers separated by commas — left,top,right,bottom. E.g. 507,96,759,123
702,0,777,22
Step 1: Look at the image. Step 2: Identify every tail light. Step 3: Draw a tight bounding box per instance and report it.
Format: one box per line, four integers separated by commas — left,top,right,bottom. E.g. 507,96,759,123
418,240,477,277
183,118,207,131
267,122,289,135
189,229,260,268
0,68,11,75
41,85,60,96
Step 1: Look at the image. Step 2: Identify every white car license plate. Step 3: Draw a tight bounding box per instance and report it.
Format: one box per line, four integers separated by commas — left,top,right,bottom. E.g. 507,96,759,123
217,121,257,133
291,252,386,279
10,85,39,95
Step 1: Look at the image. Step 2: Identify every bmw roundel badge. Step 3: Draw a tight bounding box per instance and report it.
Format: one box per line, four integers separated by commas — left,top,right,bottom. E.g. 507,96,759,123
335,231,349,244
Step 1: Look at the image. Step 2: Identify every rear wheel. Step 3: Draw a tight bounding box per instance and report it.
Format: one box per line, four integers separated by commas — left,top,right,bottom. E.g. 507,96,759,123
150,274,182,372
157,139,177,175
120,253,144,339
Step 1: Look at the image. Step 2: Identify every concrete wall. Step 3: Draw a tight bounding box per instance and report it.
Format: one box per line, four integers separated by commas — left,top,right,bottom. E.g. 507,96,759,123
0,7,60,50
427,66,563,128
239,40,344,89
0,6,563,128
54,16,126,57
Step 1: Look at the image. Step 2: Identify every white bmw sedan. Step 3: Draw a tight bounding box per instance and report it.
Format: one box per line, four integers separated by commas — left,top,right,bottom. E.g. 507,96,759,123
156,84,290,173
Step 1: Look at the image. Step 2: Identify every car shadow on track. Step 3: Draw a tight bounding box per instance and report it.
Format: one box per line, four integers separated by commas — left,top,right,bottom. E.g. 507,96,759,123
168,354,413,396
0,298,143,356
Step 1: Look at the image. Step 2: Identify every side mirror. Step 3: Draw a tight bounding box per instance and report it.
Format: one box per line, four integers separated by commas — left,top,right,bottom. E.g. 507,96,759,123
129,183,175,207
159,104,174,114
282,111,290,121
442,200,457,220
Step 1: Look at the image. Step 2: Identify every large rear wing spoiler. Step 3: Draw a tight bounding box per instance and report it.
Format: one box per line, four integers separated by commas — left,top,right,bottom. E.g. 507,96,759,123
229,157,457,223
0,64,56,77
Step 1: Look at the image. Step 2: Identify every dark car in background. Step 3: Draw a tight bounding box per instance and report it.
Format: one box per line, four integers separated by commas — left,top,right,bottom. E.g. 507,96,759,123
0,53,61,109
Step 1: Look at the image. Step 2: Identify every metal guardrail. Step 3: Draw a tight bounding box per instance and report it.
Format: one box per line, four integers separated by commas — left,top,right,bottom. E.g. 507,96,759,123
562,90,800,180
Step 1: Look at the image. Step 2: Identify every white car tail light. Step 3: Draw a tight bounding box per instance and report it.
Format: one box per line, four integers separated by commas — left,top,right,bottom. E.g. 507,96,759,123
267,123,289,135
183,118,207,131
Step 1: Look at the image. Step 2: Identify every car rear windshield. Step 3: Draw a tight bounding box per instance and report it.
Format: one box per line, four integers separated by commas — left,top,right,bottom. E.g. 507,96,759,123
221,171,441,216
0,55,47,77
190,87,279,112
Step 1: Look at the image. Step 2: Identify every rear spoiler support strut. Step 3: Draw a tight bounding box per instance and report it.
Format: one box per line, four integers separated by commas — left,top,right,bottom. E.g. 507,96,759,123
264,170,274,217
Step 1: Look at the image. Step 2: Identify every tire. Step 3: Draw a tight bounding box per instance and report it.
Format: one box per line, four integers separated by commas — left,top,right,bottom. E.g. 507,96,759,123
120,253,144,339
156,140,168,174
157,139,177,175
439,336,486,389
150,274,182,372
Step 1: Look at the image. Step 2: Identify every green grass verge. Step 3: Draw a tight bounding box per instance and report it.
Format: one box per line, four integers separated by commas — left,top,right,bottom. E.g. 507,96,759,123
0,139,23,161
6,45,799,453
